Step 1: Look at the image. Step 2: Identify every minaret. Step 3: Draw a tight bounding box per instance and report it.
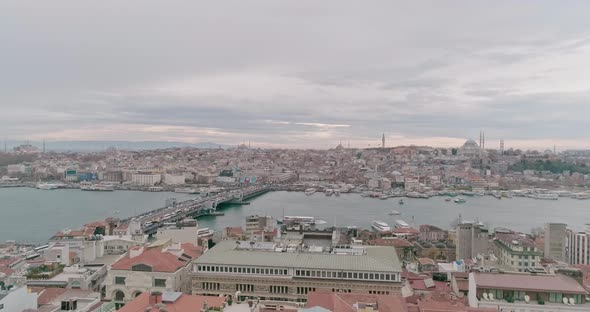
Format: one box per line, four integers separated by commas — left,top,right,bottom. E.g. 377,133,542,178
43,140,46,153
382,133,385,149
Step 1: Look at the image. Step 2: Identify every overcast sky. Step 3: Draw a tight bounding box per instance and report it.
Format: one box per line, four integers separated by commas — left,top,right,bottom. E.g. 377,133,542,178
2,1,590,150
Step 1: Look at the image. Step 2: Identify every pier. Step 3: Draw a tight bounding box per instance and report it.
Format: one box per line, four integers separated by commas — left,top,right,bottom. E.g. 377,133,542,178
121,185,271,235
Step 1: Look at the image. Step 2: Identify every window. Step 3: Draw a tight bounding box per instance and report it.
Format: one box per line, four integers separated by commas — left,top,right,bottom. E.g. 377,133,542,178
322,271,327,278
549,293,563,303
256,268,260,274
364,273,369,279
154,278,166,287
369,273,374,279
347,272,352,278
115,277,126,285
385,274,390,280
380,274,385,280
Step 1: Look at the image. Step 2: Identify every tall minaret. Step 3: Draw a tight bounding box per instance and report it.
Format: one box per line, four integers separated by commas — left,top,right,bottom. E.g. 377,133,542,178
382,133,385,149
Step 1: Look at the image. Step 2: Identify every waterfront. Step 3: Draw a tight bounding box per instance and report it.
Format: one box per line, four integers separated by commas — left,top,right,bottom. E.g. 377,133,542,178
200,191,590,234
1,188,589,243
0,188,196,244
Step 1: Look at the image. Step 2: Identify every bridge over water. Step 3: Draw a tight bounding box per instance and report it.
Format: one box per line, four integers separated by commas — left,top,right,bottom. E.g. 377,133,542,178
121,185,271,235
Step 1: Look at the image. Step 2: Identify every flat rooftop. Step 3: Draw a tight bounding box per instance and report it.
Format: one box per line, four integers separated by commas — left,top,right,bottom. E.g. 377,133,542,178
473,272,588,294
195,240,401,272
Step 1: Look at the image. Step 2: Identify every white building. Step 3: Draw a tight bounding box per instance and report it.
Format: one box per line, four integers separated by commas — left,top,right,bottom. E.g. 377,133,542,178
131,173,162,185
43,244,71,266
567,225,590,265
6,164,26,175
104,241,202,309
163,174,185,185
0,286,38,311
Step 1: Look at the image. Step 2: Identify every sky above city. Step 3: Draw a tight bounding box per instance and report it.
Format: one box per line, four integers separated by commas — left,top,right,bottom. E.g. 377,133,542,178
2,1,590,150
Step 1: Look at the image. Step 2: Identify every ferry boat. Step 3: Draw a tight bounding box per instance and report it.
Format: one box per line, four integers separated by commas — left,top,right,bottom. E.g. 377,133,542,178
36,182,63,190
282,216,316,225
454,197,466,203
574,193,590,200
394,220,410,228
197,228,214,238
388,210,401,215
406,192,429,199
528,193,558,200
80,183,114,191
371,221,391,232
304,188,317,196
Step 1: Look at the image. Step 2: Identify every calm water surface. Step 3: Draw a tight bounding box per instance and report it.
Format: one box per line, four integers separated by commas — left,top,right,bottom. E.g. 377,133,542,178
1,188,589,243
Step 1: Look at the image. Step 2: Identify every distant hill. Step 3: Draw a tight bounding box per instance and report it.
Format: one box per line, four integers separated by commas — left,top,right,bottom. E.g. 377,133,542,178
1,140,230,152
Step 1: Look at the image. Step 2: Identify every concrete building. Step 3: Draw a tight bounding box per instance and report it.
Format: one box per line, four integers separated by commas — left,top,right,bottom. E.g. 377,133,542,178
163,173,185,185
104,240,202,309
544,223,567,262
43,244,71,266
469,272,589,311
0,286,38,311
156,225,199,245
26,264,107,291
245,215,274,235
494,232,543,272
567,225,590,265
49,231,104,264
131,173,162,185
191,240,403,302
117,291,225,312
456,222,488,261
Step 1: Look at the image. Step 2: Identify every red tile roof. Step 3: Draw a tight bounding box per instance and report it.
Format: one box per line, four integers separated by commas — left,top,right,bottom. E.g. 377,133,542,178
111,243,202,273
371,238,414,248
113,292,225,312
29,287,68,305
307,291,408,312
474,272,588,294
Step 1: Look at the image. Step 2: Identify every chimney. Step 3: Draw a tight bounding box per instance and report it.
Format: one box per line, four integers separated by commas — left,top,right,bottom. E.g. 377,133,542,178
149,291,163,306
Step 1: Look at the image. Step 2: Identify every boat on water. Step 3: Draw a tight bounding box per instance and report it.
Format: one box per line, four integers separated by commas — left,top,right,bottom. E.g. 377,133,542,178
528,193,558,200
445,197,451,202
197,228,214,238
361,191,372,197
398,199,404,205
371,221,391,232
394,220,410,228
574,193,590,200
80,183,114,191
460,191,475,197
406,192,429,199
282,216,316,225
36,182,63,190
325,189,334,196
334,190,341,196
304,188,316,196
380,194,389,200
454,197,466,203
388,210,401,215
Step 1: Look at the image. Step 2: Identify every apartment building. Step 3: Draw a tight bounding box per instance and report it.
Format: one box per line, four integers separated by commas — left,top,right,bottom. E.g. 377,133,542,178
494,232,543,272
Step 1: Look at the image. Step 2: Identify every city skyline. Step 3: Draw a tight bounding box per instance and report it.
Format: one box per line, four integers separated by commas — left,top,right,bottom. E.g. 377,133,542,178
2,1,590,149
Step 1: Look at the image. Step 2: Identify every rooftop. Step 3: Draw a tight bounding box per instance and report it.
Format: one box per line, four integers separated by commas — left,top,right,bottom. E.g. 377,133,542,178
117,292,225,312
195,239,402,272
473,272,588,294
112,243,201,273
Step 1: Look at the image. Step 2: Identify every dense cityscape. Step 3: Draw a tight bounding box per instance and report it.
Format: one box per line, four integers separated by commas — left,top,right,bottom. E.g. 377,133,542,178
0,138,589,311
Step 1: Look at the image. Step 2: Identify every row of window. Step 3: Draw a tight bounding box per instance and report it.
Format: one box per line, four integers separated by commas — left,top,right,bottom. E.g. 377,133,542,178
202,282,220,291
114,276,166,288
369,290,390,295
294,269,397,282
197,265,288,276
236,284,254,292
297,287,315,295
270,286,288,294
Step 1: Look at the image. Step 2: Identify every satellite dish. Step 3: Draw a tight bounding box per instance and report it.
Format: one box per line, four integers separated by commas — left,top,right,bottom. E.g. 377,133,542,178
563,297,568,304
569,298,575,305
489,293,494,300
524,295,530,303
482,293,488,300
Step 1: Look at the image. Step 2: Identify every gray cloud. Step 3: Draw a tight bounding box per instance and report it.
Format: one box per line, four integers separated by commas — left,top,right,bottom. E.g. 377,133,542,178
2,1,590,149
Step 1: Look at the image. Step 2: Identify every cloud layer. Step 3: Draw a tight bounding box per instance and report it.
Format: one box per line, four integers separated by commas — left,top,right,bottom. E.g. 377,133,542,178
2,1,590,149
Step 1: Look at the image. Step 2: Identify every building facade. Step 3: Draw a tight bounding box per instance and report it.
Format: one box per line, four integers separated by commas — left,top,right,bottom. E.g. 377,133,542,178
456,222,488,260
191,240,403,302
494,232,543,272
544,223,567,262
130,173,162,185
567,225,590,265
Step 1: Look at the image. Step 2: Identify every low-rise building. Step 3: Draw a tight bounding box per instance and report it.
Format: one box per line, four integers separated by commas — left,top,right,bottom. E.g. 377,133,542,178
494,232,543,272
117,291,225,312
191,240,403,302
469,272,590,311
104,241,202,309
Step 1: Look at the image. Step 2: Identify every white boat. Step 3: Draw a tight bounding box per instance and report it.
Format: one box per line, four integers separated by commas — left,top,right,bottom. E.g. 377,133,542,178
304,188,316,195
175,187,197,194
388,210,401,215
81,183,114,191
394,220,410,228
197,228,214,238
334,190,341,196
379,194,389,200
528,193,558,200
282,216,316,225
372,221,391,232
325,189,334,196
574,193,590,200
454,197,466,203
36,182,63,190
406,192,429,199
